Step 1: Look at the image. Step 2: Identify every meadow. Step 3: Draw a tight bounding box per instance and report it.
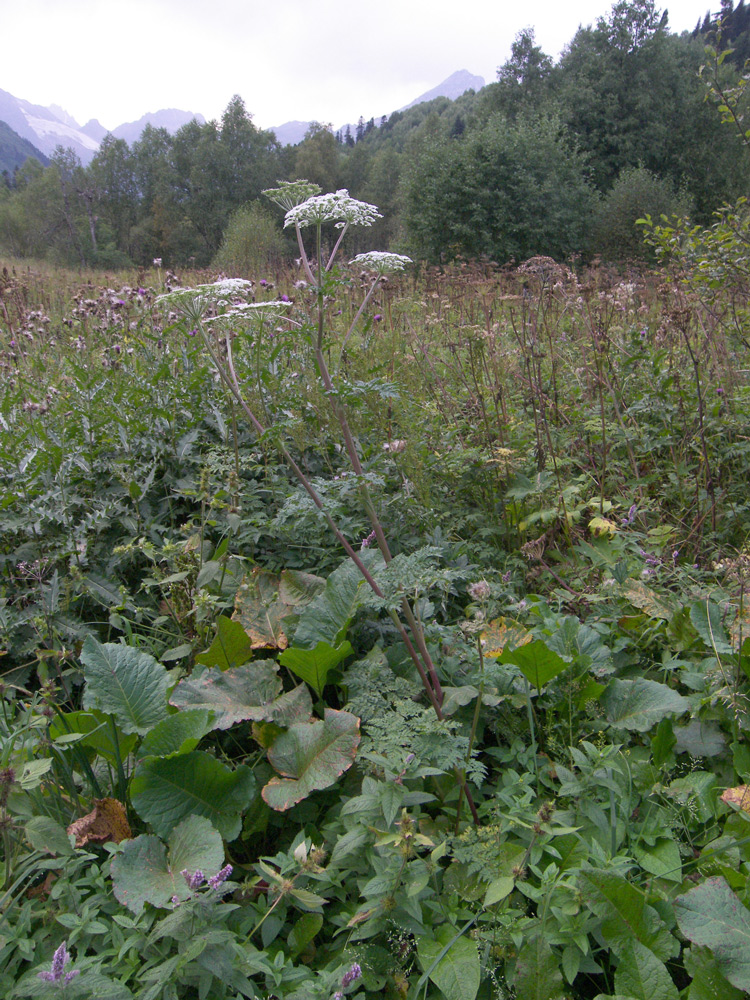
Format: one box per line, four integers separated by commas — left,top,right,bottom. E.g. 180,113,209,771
1,193,750,1000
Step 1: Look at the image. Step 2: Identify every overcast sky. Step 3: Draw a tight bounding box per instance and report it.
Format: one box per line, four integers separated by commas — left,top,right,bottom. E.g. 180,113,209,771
5,0,717,131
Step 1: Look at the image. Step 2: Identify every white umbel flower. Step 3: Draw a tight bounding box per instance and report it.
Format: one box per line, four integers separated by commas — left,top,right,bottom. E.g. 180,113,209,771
349,251,413,273
284,190,382,230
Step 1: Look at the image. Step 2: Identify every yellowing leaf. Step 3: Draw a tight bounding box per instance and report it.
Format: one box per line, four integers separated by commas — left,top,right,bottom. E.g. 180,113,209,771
589,515,618,537
721,785,750,813
480,617,532,659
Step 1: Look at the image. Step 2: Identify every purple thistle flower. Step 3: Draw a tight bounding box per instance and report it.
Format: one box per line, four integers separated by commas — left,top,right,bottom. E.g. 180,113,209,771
208,864,233,891
373,313,383,322
280,293,290,302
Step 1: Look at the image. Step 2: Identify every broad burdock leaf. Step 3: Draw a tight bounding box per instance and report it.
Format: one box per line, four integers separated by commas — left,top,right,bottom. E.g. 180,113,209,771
293,556,376,649
278,640,353,695
675,877,750,991
49,709,138,764
578,869,677,960
111,815,224,914
263,709,360,811
195,615,255,670
130,751,256,839
169,660,282,728
81,636,169,736
135,709,216,761
514,930,566,1000
169,662,311,729
614,940,679,1000
690,599,734,654
233,567,325,650
684,945,745,999
499,639,569,691
417,926,480,1000
602,678,689,732
675,719,726,757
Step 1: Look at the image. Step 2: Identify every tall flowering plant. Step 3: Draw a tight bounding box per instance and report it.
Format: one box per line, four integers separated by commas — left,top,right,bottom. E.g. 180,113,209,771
159,183,478,823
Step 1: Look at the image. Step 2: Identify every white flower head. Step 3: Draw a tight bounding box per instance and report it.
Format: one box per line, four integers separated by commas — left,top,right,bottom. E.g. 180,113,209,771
350,251,413,274
156,279,254,322
284,189,382,230
263,178,322,211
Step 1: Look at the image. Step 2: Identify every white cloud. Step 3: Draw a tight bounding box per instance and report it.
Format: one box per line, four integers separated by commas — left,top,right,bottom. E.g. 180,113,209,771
3,0,716,131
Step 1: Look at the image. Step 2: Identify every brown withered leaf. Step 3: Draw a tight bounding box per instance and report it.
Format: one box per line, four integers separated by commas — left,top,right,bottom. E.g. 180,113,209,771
721,785,750,813
26,871,56,900
67,797,131,847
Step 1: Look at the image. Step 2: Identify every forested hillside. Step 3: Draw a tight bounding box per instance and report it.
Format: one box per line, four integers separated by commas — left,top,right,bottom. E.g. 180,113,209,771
1,0,748,268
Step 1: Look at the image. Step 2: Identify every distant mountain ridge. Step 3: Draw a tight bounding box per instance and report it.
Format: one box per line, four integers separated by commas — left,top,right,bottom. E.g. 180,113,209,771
268,69,485,146
0,88,204,165
0,68,484,173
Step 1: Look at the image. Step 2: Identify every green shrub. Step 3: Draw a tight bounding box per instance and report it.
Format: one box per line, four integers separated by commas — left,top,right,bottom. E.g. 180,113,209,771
213,200,288,276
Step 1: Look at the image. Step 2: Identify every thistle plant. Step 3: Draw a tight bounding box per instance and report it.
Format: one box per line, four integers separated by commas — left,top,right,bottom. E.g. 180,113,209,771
158,183,478,823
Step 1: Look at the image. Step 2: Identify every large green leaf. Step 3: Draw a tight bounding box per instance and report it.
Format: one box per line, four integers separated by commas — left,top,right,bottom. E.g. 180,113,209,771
278,640,353,696
684,945,745,1000
135,709,216,762
169,661,312,729
195,615,255,670
81,636,169,736
263,709,360,811
578,870,676,960
49,709,138,764
111,815,224,914
601,678,689,732
233,567,325,650
293,557,374,649
499,639,570,691
675,877,750,991
614,940,679,1000
690,600,734,654
514,931,566,1000
417,925,480,1000
130,750,256,839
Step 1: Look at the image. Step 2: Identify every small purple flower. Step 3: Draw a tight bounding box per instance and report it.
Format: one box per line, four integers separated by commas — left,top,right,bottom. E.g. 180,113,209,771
717,386,725,395
280,293,290,302
38,942,80,984
181,868,205,891
341,963,362,988
672,549,680,564
373,313,383,323
208,864,233,891
502,570,512,584
138,287,146,296
621,503,637,526
187,328,197,337
259,279,268,287
171,894,180,906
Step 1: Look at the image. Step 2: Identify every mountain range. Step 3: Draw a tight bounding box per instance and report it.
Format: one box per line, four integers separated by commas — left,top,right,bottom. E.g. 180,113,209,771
0,69,485,174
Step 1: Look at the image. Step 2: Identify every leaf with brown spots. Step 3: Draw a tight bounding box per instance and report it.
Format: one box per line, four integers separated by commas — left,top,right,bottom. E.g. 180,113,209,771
480,617,532,658
721,785,750,813
67,797,131,847
233,567,325,650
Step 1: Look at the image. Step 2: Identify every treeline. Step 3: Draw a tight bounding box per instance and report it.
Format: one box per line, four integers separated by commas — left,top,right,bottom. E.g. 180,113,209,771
1,0,749,269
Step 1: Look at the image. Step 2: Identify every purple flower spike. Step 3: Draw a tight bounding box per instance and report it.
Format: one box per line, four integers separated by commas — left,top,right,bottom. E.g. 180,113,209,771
38,941,77,983
341,963,362,987
181,868,205,891
208,864,233,891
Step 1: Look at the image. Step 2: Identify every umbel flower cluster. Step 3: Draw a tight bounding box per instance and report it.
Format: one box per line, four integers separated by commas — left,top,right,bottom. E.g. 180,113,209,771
283,189,382,230
350,251,413,274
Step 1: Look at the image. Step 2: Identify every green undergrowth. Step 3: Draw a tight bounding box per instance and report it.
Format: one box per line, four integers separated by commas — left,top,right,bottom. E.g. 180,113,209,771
1,203,750,999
